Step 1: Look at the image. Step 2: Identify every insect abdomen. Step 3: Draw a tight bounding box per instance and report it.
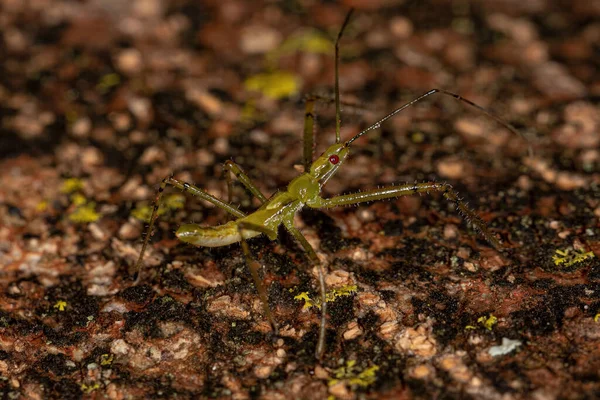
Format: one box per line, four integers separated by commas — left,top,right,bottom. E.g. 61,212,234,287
175,221,259,247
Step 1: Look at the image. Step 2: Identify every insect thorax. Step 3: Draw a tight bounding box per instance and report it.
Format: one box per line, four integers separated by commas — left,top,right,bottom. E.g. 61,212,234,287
287,174,320,204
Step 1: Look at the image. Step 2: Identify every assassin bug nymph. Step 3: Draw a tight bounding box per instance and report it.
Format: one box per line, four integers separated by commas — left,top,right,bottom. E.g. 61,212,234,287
133,10,528,360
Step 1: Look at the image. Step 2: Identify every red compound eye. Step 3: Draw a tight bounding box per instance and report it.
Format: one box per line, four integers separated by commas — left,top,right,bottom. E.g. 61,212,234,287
329,155,340,164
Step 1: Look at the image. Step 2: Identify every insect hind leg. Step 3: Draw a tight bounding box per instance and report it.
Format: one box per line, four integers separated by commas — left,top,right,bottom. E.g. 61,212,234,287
283,219,328,360
237,221,279,336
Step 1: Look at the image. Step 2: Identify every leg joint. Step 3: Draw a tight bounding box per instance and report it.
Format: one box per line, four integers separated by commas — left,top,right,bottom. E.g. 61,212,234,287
223,159,235,169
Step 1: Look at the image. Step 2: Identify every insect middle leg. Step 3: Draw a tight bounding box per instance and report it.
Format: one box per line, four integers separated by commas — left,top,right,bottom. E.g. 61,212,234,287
223,160,267,204
316,182,503,249
133,176,245,282
236,221,279,336
283,219,328,360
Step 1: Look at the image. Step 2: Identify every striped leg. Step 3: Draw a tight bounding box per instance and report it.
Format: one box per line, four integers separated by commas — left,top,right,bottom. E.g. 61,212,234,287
316,181,503,250
133,176,245,282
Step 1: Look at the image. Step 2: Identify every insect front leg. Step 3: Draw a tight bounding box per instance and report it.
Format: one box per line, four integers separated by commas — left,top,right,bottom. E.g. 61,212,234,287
302,96,317,172
302,10,354,170
302,94,371,171
223,160,267,204
283,218,328,360
236,221,279,337
133,176,245,282
314,182,503,250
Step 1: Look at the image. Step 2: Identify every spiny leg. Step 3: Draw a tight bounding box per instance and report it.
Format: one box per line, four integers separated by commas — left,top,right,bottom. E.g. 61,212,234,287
236,221,279,336
316,182,502,250
223,159,267,204
133,176,246,283
283,219,328,360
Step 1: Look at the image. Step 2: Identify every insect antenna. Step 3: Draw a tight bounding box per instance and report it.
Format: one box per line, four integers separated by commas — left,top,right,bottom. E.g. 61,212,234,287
344,88,533,157
334,9,354,144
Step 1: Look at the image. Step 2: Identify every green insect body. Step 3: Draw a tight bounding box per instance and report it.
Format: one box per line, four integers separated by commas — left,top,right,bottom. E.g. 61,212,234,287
175,144,349,249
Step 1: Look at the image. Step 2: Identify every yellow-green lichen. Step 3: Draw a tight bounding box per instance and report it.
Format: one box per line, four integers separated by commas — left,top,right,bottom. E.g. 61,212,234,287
327,285,358,301
244,71,299,99
61,178,84,194
68,202,100,223
163,193,185,210
240,99,263,123
410,131,426,144
130,203,153,222
131,193,186,222
100,353,114,366
269,30,333,62
328,360,379,388
80,382,100,393
53,300,67,311
97,72,121,92
61,178,102,223
65,109,79,124
552,248,595,267
70,193,87,206
244,30,336,101
477,314,498,331
594,313,600,323
294,292,316,310
294,285,358,310
35,200,48,212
